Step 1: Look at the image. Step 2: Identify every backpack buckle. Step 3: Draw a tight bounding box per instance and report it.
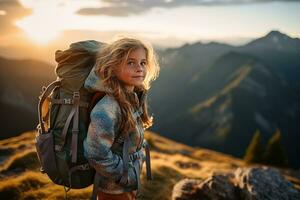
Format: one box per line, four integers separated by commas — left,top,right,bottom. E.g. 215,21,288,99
73,92,80,104
36,124,42,134
129,151,140,161
73,92,80,98
63,99,72,104
40,167,45,174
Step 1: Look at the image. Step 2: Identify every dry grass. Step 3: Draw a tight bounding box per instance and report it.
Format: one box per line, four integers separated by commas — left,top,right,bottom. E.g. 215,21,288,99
0,171,93,200
0,130,299,199
1,150,39,172
0,131,35,150
0,171,49,200
0,131,36,168
139,165,183,200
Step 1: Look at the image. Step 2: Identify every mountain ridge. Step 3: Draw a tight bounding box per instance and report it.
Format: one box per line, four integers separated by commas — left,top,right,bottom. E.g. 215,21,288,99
149,32,300,168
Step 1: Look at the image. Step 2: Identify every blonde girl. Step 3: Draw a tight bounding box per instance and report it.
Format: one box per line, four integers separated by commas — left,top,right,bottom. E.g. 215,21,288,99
83,36,160,200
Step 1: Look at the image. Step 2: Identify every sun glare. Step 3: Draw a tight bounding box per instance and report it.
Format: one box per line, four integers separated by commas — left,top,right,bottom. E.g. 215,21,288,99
15,2,64,45
16,17,60,45
16,0,104,45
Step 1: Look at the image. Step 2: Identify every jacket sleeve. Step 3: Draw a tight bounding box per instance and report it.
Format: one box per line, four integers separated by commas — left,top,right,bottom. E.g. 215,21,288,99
83,99,126,181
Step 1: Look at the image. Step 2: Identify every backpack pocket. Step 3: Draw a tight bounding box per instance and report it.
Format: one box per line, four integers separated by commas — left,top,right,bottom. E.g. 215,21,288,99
35,130,95,188
35,130,63,184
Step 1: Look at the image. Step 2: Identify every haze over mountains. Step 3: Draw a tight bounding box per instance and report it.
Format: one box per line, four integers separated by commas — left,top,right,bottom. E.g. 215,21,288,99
1,30,299,168
0,58,55,139
149,30,300,168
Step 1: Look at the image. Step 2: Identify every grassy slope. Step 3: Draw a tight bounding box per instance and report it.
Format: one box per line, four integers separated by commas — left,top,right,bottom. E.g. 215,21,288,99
0,131,299,200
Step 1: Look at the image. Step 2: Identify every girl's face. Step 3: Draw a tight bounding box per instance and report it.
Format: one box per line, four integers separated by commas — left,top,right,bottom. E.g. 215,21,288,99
115,47,147,91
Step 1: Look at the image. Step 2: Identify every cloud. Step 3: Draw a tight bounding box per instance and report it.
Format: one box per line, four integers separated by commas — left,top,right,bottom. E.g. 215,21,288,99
77,6,143,17
0,0,31,35
76,0,300,17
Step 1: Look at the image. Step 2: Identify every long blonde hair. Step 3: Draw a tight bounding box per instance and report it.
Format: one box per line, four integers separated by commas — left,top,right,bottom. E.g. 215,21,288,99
94,36,160,134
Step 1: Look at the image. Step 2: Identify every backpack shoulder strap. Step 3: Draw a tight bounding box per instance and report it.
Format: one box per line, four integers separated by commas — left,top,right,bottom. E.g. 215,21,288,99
88,91,107,115
91,172,100,200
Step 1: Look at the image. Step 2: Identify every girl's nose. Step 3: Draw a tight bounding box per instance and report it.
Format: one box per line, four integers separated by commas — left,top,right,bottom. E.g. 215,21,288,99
136,64,143,72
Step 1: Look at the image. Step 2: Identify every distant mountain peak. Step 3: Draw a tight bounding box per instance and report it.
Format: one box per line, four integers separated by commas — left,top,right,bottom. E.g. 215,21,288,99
266,30,288,37
243,30,300,51
180,41,202,49
265,30,290,41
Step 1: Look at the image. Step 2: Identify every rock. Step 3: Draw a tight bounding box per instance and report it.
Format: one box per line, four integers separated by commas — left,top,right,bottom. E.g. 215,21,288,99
235,166,300,200
172,178,202,200
172,166,300,200
172,175,238,200
175,161,200,169
196,174,238,200
178,150,192,156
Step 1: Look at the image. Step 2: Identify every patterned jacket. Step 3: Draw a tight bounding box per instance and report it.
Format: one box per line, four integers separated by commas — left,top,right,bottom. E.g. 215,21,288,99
83,68,148,194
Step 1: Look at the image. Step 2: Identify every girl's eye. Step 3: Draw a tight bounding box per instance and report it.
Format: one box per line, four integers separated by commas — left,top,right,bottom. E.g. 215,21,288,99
127,61,147,67
127,61,135,66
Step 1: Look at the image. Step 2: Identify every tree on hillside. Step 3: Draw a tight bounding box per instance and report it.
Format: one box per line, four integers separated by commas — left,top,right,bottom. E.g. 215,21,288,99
263,128,289,167
244,130,264,164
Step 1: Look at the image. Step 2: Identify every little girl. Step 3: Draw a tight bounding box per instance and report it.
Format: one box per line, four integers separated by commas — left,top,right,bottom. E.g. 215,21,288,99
83,37,160,200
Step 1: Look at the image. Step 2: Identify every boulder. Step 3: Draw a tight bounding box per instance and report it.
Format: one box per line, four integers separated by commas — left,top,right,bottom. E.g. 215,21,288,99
172,166,300,200
172,178,202,200
234,166,300,200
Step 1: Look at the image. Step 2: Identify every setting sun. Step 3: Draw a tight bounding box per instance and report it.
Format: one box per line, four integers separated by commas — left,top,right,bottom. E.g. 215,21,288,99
15,1,66,45
16,18,60,45
15,0,78,45
15,0,104,45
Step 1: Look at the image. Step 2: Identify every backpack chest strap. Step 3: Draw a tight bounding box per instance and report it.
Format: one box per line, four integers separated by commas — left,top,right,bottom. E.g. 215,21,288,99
48,97,89,108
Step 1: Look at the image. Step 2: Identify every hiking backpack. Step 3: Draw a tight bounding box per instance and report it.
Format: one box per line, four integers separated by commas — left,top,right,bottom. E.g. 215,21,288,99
35,40,152,200
35,40,105,193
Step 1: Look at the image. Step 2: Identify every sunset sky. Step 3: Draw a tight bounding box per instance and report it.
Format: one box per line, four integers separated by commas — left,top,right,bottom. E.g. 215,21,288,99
1,0,300,49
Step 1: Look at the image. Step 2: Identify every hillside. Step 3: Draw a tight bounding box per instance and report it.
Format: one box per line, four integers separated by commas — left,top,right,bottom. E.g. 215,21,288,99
149,30,300,168
0,131,299,200
0,57,55,138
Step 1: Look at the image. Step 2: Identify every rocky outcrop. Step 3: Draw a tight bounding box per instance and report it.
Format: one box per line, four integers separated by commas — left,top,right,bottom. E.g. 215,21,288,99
172,166,300,200
172,179,203,200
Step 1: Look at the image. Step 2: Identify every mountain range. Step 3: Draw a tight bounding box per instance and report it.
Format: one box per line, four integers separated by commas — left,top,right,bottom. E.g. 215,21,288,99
149,30,300,168
0,30,299,168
